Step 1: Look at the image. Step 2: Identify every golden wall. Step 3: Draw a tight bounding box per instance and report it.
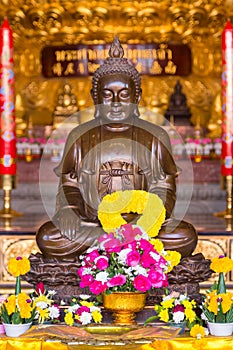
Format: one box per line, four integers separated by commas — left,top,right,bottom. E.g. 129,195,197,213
0,0,232,137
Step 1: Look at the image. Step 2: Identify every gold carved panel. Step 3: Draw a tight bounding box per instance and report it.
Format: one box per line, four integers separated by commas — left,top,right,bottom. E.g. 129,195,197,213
0,0,231,136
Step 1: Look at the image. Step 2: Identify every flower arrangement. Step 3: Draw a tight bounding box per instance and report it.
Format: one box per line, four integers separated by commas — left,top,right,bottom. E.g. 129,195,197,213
201,255,233,323
1,256,60,325
144,290,198,329
1,256,35,325
78,223,181,295
64,295,102,326
31,282,60,324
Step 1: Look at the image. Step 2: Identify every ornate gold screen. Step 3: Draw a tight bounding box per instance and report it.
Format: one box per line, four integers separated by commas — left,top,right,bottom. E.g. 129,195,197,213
0,0,232,137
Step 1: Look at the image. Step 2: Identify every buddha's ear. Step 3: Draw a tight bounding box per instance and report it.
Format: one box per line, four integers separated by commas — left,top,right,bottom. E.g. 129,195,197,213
90,88,94,100
136,88,142,104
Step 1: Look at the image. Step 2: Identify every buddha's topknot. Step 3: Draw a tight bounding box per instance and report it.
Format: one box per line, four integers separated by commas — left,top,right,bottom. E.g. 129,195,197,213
92,36,141,104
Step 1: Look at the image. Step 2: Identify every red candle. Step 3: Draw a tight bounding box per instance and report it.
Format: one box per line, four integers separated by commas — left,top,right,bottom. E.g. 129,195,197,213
221,20,233,176
0,18,16,176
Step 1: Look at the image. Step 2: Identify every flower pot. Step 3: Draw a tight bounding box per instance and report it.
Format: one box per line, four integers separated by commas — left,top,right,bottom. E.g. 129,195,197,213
3,322,32,337
103,292,146,325
0,324,5,334
168,321,186,334
207,322,233,336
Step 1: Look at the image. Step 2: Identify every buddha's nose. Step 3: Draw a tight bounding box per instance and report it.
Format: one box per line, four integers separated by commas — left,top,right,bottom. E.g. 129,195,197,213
111,93,121,103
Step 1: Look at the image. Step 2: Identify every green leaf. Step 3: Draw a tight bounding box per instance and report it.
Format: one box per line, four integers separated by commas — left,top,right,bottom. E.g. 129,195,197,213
203,309,215,323
11,311,22,324
144,315,158,326
217,273,226,294
15,276,21,296
1,304,10,323
226,307,233,323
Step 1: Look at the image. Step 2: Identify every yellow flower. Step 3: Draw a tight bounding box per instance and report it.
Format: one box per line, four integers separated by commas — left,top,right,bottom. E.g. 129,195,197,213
150,239,164,253
4,295,16,315
92,310,102,323
98,190,166,237
18,293,33,319
207,295,218,315
64,311,74,326
183,299,196,309
19,304,32,319
161,299,174,309
210,257,233,273
8,256,30,277
158,309,169,322
219,293,232,314
164,250,181,272
33,294,52,307
190,324,206,339
80,301,93,308
37,308,49,323
184,308,196,323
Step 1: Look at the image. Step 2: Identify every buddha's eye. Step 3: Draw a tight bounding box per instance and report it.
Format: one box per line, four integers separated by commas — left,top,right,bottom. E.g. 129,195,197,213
119,89,130,99
101,90,113,99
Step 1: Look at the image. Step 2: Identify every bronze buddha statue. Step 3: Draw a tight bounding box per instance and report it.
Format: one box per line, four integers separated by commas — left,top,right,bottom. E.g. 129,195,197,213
36,36,198,260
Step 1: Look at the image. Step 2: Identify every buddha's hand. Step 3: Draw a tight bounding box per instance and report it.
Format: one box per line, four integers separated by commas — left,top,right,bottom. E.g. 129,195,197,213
58,208,81,241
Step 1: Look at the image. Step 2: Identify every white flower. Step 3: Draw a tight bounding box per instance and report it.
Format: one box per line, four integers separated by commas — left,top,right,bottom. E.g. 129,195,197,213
86,246,99,253
150,251,161,262
80,294,90,300
68,304,80,313
47,290,56,296
163,295,173,301
49,305,60,319
60,299,66,306
135,232,149,241
132,265,147,276
173,311,185,323
179,294,187,302
79,311,92,325
95,271,109,282
117,248,132,264
124,267,134,276
90,305,100,312
82,267,93,275
36,301,48,309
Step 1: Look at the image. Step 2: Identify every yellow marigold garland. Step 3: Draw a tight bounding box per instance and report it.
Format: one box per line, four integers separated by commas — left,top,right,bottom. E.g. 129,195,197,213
98,190,166,237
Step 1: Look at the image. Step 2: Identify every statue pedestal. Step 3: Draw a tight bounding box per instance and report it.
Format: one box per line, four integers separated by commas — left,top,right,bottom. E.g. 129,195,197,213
24,252,212,306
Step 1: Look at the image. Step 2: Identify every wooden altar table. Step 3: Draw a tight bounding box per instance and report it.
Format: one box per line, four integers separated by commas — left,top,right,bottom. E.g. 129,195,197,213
0,335,233,350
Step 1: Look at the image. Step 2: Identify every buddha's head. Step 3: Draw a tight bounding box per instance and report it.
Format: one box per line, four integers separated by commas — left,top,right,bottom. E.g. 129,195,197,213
91,36,142,122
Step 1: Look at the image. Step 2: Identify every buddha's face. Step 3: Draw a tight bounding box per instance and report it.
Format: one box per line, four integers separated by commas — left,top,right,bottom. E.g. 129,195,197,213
93,73,140,122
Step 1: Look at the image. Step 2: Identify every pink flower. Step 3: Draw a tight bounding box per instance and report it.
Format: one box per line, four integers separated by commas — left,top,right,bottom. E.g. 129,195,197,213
95,256,109,270
86,249,100,262
77,266,86,277
99,232,122,252
89,280,108,295
140,252,157,268
36,282,45,294
148,269,164,288
77,305,90,315
103,238,122,253
133,274,152,292
121,224,138,244
80,274,94,288
126,250,140,266
107,275,126,288
98,233,113,244
173,304,185,313
139,238,154,252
